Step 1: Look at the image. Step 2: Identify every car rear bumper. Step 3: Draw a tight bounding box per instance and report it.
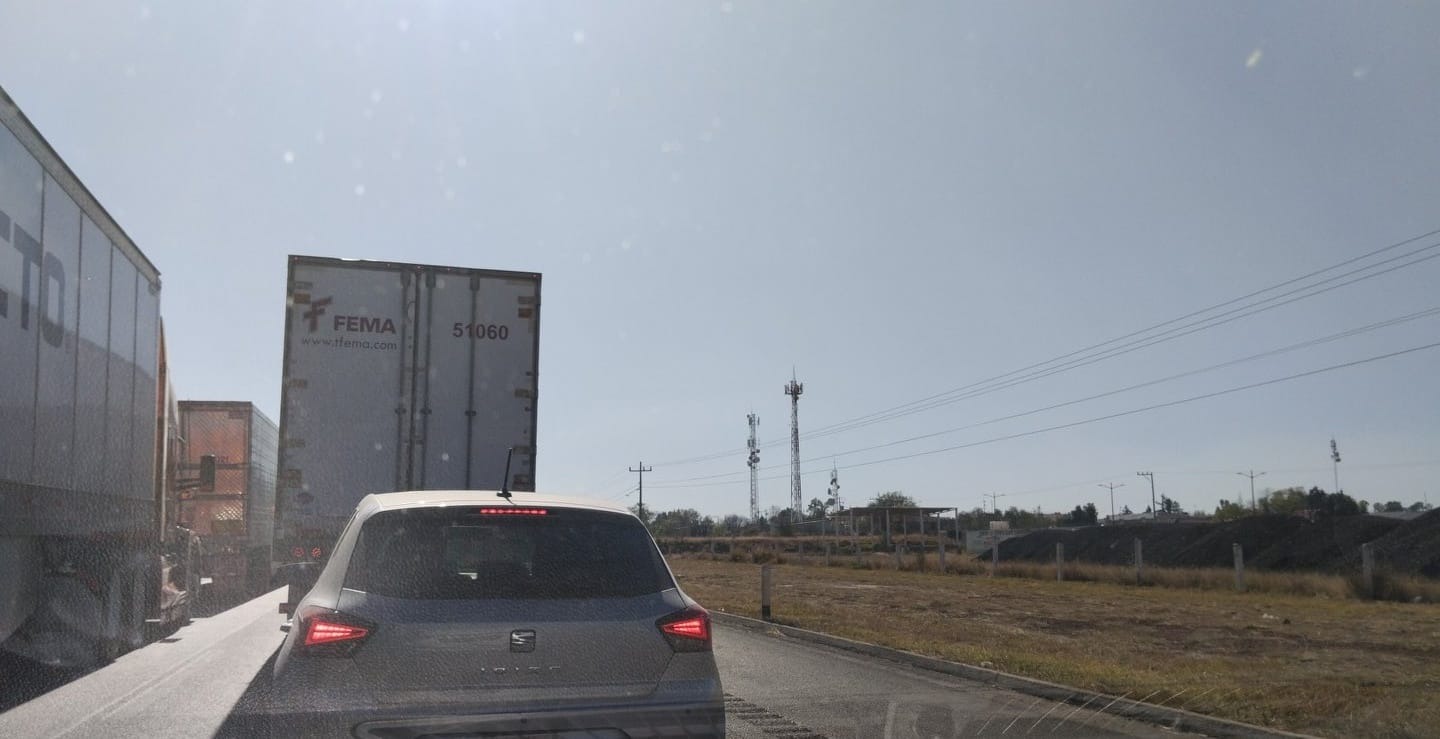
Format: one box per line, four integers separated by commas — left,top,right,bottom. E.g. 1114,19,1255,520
242,700,725,738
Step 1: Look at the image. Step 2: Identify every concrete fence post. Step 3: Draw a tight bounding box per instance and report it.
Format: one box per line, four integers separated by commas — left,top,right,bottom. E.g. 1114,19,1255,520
938,525,947,574
1361,542,1375,599
1056,542,1064,582
894,542,904,570
1233,543,1245,592
760,564,773,621
1134,538,1144,585
990,535,999,577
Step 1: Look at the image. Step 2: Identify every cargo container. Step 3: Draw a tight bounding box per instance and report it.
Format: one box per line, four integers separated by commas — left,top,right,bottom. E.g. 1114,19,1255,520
176,401,278,604
0,85,197,666
273,256,541,611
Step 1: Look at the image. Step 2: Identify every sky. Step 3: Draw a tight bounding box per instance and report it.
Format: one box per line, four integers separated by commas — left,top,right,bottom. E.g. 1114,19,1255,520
2,1,1438,519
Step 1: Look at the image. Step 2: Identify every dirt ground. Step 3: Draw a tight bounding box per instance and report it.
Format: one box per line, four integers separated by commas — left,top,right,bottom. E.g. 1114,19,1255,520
671,556,1440,738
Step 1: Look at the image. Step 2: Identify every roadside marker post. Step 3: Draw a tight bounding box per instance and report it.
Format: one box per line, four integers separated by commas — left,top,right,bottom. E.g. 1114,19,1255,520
991,534,999,577
1134,538,1144,586
1233,543,1245,592
1361,543,1375,599
760,564,773,621
938,514,947,573
1056,543,1064,582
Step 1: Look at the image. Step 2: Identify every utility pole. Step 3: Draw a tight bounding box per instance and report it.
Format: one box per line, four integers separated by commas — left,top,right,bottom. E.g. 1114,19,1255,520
784,372,804,516
1236,469,1266,510
1098,482,1125,521
1136,471,1156,518
629,462,652,523
984,492,1007,516
1330,438,1342,494
747,413,761,520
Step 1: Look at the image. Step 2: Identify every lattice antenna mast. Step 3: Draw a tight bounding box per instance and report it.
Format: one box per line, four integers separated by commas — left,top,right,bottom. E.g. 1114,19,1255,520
784,373,804,516
828,462,842,511
747,413,761,520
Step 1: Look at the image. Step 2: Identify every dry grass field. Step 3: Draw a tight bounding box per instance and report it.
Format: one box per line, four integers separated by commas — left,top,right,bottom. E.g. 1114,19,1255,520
670,556,1440,738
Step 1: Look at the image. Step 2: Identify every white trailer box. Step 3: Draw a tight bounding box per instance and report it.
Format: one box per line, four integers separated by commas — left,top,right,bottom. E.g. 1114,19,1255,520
273,256,541,574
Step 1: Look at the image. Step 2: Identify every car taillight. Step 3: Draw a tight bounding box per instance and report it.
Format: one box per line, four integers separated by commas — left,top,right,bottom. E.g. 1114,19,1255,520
294,605,374,656
657,605,711,652
306,619,367,646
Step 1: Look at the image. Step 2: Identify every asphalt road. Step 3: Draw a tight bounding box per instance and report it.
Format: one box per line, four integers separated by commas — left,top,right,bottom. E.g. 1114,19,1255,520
0,589,1182,738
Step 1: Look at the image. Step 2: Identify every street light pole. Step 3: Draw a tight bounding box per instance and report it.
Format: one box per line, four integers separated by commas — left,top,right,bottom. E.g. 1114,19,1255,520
1098,482,1126,521
1236,470,1266,510
1136,471,1156,518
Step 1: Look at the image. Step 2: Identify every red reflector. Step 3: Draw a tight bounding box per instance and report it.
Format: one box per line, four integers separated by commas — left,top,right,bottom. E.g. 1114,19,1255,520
310,547,323,559
291,546,305,558
661,616,709,640
477,507,548,516
305,618,369,647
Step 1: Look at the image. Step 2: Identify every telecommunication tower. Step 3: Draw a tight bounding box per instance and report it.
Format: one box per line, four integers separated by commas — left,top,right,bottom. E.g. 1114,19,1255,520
784,373,804,515
747,413,761,520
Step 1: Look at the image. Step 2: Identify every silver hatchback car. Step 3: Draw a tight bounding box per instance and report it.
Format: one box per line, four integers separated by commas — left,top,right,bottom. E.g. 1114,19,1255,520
265,491,724,737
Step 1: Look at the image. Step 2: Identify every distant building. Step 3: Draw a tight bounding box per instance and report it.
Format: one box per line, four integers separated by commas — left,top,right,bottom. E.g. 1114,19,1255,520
1104,511,1200,525
963,528,1029,554
1369,510,1428,522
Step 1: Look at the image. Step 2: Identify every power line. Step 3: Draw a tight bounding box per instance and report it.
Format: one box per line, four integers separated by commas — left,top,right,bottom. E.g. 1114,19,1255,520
647,306,1440,486
802,244,1440,440
800,228,1440,437
603,485,638,502
648,340,1440,489
649,227,1440,468
803,303,1440,461
836,341,1440,473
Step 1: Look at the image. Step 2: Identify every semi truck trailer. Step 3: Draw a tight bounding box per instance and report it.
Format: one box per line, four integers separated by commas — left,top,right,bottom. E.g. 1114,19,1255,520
273,255,541,612
1,85,197,667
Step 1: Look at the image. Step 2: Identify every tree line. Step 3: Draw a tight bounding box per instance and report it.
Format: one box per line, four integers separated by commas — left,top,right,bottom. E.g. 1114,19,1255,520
631,487,1433,537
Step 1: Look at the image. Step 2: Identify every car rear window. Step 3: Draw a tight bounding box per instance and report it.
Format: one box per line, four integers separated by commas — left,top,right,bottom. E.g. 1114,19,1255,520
343,506,676,600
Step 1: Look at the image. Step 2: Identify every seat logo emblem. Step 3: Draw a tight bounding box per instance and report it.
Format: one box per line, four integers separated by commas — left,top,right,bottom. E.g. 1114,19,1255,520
510,629,536,652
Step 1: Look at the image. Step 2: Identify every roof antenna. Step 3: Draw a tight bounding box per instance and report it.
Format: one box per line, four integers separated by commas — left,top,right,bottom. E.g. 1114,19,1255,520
497,447,517,505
